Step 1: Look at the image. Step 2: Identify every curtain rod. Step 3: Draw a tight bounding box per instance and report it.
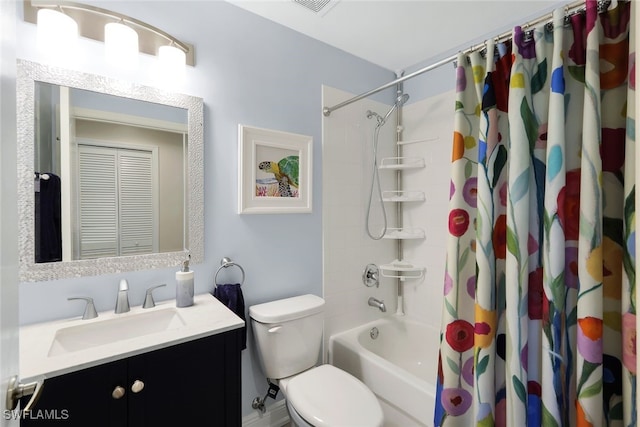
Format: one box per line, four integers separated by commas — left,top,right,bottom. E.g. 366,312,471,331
322,0,598,117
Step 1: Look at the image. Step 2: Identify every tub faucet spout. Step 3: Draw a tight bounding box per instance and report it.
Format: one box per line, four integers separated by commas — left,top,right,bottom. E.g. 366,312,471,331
368,297,386,312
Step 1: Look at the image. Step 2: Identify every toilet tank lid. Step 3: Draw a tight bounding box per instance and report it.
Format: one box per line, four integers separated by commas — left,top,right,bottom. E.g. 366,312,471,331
249,294,324,323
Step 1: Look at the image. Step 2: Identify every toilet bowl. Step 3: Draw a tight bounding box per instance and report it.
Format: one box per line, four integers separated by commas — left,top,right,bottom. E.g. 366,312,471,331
249,294,383,427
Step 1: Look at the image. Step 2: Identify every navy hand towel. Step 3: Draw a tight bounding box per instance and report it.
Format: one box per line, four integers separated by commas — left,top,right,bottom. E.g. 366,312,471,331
35,172,62,263
213,283,246,350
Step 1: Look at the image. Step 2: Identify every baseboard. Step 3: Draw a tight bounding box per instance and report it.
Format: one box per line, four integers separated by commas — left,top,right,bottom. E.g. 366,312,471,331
242,399,290,427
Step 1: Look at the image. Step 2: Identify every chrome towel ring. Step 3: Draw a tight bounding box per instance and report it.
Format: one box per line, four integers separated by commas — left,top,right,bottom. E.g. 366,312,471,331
214,257,245,286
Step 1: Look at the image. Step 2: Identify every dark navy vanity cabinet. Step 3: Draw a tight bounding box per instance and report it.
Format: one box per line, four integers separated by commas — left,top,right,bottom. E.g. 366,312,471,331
20,330,242,426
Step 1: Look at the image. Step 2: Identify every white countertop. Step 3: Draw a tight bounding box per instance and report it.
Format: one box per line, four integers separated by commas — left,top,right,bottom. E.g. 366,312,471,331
20,293,244,382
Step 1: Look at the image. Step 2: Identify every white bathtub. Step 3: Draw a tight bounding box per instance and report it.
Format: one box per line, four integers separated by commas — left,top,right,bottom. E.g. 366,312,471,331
329,317,439,427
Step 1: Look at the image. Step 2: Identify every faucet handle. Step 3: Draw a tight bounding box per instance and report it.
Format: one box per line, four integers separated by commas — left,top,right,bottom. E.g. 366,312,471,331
143,284,166,309
68,297,98,320
363,264,379,288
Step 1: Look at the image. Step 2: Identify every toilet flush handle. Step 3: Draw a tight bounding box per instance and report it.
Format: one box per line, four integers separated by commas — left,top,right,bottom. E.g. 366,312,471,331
268,326,282,333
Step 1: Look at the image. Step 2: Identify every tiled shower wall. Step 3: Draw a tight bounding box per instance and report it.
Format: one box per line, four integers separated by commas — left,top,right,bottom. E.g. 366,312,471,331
322,86,456,347
321,86,398,356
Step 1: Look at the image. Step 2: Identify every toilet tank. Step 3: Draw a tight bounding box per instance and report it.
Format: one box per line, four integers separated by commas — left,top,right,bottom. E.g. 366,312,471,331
249,294,325,380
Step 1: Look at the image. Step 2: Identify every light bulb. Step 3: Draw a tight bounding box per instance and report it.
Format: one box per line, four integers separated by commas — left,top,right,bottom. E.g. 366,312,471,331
105,22,139,67
158,44,186,84
37,8,78,55
159,45,186,68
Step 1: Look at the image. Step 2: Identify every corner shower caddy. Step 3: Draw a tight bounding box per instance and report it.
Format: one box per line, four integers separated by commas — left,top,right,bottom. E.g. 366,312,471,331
380,259,424,281
378,153,426,282
378,156,425,170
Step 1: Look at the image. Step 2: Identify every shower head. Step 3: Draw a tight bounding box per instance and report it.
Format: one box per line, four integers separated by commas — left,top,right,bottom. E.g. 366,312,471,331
381,93,410,123
396,93,410,106
366,93,410,126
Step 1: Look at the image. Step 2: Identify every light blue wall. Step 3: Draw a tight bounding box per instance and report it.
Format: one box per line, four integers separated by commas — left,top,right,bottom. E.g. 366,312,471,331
15,0,394,417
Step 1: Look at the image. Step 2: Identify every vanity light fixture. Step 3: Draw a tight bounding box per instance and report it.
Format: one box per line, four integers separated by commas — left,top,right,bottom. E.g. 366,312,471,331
25,1,194,67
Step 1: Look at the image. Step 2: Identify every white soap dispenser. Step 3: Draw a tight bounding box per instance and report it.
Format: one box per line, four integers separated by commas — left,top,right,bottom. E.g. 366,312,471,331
176,255,194,307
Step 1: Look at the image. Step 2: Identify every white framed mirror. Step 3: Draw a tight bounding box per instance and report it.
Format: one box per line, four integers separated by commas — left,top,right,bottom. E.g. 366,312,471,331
17,59,204,281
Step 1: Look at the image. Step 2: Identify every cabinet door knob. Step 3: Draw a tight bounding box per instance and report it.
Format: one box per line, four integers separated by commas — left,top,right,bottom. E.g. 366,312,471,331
131,380,145,394
112,386,125,399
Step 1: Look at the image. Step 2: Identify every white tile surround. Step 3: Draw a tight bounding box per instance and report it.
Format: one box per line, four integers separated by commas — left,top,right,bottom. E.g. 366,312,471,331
322,86,455,351
322,86,397,356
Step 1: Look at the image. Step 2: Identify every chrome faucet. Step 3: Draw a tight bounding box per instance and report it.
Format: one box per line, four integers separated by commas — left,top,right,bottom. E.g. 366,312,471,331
368,297,386,312
115,279,130,314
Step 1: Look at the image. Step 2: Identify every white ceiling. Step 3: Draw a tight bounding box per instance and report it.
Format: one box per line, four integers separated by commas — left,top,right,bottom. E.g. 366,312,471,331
226,0,568,71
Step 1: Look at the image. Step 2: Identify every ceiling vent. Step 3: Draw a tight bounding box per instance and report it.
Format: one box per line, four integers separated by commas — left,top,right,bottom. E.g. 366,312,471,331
292,0,334,14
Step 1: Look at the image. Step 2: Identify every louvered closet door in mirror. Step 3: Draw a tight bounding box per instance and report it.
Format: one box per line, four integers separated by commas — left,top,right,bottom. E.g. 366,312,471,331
77,144,158,259
77,145,118,259
118,149,158,256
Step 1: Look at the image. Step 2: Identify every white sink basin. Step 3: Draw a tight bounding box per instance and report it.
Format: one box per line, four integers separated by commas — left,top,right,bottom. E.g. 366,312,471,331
21,294,245,382
48,308,186,356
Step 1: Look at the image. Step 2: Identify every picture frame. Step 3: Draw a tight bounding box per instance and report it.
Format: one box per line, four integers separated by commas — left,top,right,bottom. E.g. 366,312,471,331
238,124,312,214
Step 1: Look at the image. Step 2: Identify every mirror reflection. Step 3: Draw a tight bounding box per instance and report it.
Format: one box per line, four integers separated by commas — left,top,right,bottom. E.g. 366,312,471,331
17,59,204,282
34,83,189,263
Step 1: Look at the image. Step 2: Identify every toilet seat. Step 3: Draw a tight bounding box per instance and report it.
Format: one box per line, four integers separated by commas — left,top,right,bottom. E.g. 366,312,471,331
286,400,314,427
284,364,383,427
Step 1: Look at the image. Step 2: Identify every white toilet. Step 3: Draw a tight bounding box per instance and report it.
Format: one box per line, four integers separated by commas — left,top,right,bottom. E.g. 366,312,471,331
249,294,384,427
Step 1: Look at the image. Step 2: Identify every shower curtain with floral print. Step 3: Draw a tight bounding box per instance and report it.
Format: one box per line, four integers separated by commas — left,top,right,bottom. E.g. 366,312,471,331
435,1,636,426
